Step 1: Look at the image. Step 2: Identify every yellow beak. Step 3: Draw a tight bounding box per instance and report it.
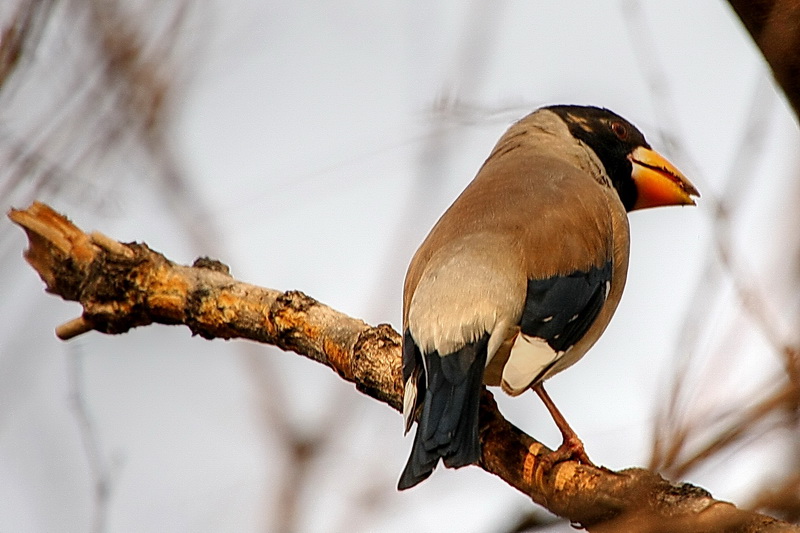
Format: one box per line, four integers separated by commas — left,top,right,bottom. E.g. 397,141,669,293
628,147,700,210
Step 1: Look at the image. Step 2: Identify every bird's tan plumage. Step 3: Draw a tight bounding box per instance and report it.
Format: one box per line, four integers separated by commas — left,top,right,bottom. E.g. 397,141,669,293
404,109,629,391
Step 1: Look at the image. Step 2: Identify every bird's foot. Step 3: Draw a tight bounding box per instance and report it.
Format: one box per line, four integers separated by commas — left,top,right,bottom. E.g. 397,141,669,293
538,433,595,472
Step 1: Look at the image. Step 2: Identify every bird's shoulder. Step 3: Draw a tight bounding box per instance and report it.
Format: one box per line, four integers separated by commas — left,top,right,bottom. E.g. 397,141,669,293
440,150,623,276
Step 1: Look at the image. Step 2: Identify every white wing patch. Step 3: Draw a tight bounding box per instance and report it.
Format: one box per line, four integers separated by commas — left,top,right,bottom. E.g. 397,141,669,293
501,333,562,395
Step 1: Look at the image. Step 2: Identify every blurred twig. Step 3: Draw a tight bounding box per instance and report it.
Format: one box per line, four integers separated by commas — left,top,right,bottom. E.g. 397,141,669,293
66,342,118,533
624,3,800,523
648,79,787,476
622,2,800,524
364,0,507,321
1,3,361,532
0,0,51,90
750,472,800,524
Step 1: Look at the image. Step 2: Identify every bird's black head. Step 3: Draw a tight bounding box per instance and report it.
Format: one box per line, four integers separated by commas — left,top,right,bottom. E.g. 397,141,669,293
546,105,650,211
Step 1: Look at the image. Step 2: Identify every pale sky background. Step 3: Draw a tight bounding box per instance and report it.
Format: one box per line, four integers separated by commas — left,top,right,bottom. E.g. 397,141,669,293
1,1,798,532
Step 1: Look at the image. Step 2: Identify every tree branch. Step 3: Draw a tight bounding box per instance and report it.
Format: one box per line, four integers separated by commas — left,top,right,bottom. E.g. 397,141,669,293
8,202,799,532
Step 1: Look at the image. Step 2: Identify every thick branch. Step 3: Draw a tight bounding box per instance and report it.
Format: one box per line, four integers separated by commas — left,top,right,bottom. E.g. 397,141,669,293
8,202,798,532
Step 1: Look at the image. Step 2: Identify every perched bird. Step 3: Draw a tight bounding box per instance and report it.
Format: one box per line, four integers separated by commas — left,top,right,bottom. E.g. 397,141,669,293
398,105,699,490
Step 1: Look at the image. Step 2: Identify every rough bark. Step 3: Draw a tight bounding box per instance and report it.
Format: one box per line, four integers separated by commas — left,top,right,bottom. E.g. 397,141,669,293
8,202,799,532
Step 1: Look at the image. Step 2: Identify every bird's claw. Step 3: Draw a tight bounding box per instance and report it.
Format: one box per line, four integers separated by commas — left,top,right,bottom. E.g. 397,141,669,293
538,434,595,472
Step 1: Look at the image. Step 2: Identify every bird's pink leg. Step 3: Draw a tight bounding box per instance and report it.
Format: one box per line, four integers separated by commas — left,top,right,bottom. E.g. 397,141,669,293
534,383,595,468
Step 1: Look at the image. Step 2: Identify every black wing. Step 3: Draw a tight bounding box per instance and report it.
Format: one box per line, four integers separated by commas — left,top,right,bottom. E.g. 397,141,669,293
519,261,612,353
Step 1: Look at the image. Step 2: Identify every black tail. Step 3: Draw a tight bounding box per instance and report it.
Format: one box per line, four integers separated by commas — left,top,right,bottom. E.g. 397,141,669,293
397,334,489,490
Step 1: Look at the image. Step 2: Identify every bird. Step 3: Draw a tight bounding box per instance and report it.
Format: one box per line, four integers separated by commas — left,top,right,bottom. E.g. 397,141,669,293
397,104,699,490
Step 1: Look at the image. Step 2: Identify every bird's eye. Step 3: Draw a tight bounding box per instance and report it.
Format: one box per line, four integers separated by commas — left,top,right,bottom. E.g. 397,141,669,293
611,121,628,140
